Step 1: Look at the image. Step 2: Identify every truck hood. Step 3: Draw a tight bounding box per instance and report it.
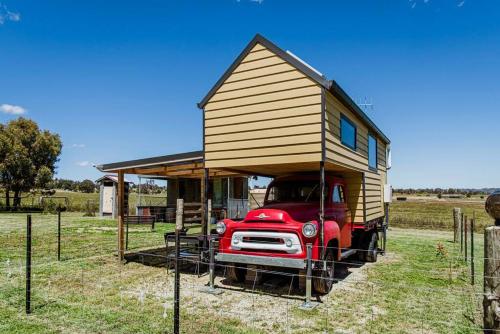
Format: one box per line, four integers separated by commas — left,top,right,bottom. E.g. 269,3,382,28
244,202,319,223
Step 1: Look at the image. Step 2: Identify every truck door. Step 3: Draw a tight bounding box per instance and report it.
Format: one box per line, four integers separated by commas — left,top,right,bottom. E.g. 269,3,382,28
327,182,352,248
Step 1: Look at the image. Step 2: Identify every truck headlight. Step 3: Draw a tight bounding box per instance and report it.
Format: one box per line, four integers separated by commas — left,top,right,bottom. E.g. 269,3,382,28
302,222,317,238
216,221,226,234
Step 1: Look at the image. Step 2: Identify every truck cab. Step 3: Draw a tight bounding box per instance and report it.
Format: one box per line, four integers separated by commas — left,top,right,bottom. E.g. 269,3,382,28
215,173,379,294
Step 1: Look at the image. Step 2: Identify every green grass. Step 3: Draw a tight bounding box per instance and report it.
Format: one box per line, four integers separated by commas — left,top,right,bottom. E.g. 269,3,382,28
0,209,485,333
390,196,491,231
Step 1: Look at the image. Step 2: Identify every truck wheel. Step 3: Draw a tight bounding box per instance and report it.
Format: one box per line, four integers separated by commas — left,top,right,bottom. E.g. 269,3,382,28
365,232,378,263
313,250,335,294
226,263,246,283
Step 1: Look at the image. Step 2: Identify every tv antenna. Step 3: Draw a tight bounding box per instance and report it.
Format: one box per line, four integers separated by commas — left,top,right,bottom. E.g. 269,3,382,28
357,97,374,112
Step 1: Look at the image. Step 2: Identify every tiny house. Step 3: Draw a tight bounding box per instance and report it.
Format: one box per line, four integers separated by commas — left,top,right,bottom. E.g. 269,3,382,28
198,34,391,228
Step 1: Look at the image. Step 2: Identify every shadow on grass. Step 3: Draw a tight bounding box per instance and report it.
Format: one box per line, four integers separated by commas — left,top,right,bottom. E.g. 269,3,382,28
124,247,368,301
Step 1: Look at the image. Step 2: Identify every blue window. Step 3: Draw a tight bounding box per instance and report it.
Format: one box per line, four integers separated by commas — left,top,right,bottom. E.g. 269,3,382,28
340,115,356,150
368,134,377,169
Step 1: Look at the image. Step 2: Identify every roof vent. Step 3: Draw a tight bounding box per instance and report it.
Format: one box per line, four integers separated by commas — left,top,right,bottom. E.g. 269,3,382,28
286,50,325,78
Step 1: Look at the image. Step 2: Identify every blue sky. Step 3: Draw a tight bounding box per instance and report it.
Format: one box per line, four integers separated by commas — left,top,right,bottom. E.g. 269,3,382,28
0,0,498,188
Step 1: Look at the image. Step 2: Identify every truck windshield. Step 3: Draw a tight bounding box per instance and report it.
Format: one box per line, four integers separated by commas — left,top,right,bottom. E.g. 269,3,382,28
266,181,325,203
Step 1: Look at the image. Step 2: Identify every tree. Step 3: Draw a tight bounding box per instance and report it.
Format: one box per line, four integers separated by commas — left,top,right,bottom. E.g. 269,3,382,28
79,179,96,193
0,118,62,208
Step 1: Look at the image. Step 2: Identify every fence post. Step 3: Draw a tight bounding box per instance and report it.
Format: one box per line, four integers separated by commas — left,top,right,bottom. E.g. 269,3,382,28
483,226,500,332
57,209,61,261
299,243,318,310
471,214,475,286
26,214,32,314
453,208,461,243
464,215,468,262
174,199,183,334
460,213,464,253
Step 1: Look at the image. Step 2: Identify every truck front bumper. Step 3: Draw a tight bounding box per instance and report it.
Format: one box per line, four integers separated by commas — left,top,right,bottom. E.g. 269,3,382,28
215,253,306,269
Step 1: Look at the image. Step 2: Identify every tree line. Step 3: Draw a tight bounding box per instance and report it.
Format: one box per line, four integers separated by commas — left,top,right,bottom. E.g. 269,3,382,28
393,188,494,195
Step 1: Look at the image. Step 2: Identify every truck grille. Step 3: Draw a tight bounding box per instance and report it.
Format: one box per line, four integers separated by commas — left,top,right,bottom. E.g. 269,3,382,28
231,231,302,254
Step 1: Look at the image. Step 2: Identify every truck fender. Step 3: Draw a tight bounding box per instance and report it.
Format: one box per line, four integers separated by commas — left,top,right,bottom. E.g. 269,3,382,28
323,220,341,260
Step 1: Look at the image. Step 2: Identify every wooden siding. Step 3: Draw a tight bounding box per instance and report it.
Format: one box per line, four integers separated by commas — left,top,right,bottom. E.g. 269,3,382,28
204,43,323,169
324,90,386,223
202,41,389,224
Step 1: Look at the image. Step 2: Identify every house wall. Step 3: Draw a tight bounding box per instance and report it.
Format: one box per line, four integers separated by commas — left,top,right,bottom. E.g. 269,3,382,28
324,91,387,224
203,43,323,169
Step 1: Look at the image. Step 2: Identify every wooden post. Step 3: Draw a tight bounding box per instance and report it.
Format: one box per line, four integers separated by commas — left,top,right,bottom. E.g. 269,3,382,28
26,214,32,314
453,208,461,243
117,171,125,262
207,199,212,235
460,213,464,253
471,214,475,286
464,215,468,262
174,198,183,334
483,226,500,332
57,209,61,261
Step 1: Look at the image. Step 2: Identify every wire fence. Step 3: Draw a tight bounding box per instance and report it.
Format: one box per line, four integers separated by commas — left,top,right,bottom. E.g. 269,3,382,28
0,212,496,333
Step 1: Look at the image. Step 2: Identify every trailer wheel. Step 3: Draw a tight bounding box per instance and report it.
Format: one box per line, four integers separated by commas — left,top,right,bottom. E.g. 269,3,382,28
313,250,335,294
365,232,378,263
226,263,246,283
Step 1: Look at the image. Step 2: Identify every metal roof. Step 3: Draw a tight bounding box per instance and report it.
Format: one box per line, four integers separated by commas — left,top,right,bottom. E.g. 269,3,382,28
198,34,390,144
96,150,204,172
95,175,132,184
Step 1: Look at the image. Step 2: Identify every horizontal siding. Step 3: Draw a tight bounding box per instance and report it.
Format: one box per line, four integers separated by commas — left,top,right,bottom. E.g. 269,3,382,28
207,144,321,160
205,104,319,127
210,77,314,102
217,70,307,93
224,63,298,84
205,114,321,135
205,153,323,169
233,55,286,73
205,124,320,144
204,42,322,168
205,86,320,111
205,133,321,151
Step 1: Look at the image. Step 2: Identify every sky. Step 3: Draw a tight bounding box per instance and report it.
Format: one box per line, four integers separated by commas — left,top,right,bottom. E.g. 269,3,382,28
0,0,499,188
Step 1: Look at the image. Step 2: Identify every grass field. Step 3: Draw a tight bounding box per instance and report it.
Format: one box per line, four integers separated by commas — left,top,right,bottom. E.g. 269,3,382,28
390,195,490,231
0,205,487,333
0,190,167,213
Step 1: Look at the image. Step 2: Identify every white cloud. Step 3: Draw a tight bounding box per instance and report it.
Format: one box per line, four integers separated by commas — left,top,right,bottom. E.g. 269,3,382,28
0,104,26,115
71,144,86,148
457,1,465,7
76,161,90,167
0,3,20,25
250,0,264,3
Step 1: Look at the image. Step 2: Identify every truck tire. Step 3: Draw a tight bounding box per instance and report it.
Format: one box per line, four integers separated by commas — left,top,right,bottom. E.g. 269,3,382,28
313,250,335,294
364,232,378,263
226,263,246,283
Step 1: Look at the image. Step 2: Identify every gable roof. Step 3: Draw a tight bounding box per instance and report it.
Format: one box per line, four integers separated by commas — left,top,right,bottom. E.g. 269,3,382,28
95,175,132,184
198,34,390,144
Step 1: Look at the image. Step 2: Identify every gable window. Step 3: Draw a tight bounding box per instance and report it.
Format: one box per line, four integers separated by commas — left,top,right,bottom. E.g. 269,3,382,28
332,185,345,203
340,115,356,150
368,134,377,170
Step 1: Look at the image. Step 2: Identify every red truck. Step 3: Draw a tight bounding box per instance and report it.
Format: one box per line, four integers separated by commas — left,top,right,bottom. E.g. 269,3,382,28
215,173,383,294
